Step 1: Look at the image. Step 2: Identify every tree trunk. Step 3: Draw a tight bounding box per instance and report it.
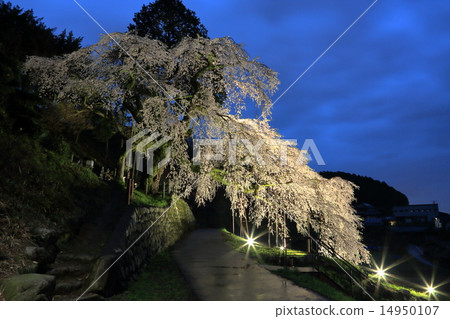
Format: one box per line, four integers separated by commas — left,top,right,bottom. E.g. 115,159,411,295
307,223,312,253
276,218,279,247
244,211,250,236
118,155,126,180
151,169,163,194
239,215,244,237
232,212,235,235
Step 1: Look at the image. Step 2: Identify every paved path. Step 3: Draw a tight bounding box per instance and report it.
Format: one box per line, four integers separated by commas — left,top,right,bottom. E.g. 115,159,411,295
171,229,327,301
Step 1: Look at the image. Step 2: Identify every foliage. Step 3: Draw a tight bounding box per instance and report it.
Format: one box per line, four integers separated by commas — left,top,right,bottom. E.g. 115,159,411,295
273,268,355,301
0,1,83,139
111,250,195,300
380,281,428,300
24,33,369,264
129,0,208,47
39,102,95,142
23,33,277,134
0,135,102,220
131,188,170,207
0,1,82,60
320,171,409,210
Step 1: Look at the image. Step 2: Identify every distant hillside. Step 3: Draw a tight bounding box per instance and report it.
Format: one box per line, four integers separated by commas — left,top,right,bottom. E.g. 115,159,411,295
319,171,409,210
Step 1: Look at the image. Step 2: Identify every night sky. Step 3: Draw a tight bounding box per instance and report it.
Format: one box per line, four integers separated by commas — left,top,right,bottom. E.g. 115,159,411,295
11,1,450,213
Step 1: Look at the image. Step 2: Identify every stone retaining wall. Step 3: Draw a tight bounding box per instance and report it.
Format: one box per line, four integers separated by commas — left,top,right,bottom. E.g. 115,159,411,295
88,198,196,297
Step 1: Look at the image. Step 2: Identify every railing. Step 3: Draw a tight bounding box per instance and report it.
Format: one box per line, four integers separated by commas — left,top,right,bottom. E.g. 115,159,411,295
301,227,375,300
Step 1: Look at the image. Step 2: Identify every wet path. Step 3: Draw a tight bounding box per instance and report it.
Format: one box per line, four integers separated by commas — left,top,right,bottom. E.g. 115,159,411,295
171,229,327,301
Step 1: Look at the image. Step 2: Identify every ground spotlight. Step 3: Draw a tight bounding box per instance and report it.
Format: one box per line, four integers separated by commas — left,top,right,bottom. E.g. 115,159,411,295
279,246,285,251
376,268,386,278
246,237,255,247
427,286,435,294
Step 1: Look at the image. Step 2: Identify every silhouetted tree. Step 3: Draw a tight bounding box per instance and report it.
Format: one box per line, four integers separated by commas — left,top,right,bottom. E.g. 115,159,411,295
128,0,208,47
0,1,82,60
0,1,82,135
0,43,39,134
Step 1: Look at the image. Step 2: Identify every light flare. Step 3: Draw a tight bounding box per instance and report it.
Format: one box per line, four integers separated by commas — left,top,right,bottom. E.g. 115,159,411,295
376,268,386,278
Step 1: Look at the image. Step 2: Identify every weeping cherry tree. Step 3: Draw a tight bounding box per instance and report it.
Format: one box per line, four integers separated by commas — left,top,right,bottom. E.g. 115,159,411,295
24,32,370,264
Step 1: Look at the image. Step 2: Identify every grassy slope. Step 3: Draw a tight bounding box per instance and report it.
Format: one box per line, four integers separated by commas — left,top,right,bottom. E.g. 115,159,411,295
221,229,430,301
221,229,352,300
110,250,196,301
0,134,105,280
118,181,170,208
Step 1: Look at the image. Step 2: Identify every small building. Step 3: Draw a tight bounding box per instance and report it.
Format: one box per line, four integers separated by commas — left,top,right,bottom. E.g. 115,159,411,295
364,217,384,226
356,203,385,227
356,203,383,216
392,204,439,224
439,212,450,231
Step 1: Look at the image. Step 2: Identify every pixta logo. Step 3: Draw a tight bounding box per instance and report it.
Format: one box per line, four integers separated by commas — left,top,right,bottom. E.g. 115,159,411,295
192,138,325,166
126,129,171,175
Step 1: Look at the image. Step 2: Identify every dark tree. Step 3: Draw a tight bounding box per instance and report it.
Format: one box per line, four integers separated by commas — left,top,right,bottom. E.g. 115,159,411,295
128,0,208,47
0,1,82,135
0,1,82,60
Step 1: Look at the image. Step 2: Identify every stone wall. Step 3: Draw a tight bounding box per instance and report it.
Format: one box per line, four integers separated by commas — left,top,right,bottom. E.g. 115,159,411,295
87,198,196,297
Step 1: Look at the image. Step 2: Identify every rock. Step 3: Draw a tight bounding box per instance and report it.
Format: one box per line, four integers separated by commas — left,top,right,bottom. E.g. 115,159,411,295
57,253,97,263
52,294,73,301
25,246,48,262
86,255,118,297
31,228,58,246
25,246,58,270
54,280,83,295
18,264,39,275
0,273,55,301
78,293,105,301
47,264,89,277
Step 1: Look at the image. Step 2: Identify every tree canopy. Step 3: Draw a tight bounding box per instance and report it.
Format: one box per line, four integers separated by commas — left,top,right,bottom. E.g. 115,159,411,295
0,1,82,60
0,1,82,135
128,0,208,47
24,33,370,264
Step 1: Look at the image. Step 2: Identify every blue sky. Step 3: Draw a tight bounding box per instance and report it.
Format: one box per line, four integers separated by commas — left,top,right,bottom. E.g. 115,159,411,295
11,0,450,212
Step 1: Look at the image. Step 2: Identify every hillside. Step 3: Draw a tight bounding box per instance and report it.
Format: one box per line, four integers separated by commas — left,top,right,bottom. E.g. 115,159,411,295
319,171,409,211
0,1,108,282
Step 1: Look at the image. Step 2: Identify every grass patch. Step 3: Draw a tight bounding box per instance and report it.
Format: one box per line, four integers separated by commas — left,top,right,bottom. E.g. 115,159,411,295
118,181,170,208
367,275,428,299
273,268,355,301
131,188,170,208
110,250,196,301
221,228,306,264
382,282,428,299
